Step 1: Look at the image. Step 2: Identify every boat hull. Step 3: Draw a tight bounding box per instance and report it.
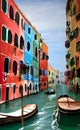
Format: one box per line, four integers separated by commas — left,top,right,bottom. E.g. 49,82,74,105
57,109,80,126
57,95,80,126
0,104,38,125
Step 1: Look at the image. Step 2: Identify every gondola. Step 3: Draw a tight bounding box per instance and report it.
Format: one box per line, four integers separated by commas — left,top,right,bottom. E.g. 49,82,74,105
56,95,80,126
44,90,55,95
0,104,38,125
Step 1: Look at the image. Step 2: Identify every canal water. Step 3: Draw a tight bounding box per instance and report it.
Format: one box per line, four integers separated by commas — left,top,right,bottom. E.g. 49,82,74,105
0,85,80,130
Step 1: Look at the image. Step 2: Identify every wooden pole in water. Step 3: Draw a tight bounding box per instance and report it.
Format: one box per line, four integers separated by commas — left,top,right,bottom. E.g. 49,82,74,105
20,85,24,127
21,90,24,127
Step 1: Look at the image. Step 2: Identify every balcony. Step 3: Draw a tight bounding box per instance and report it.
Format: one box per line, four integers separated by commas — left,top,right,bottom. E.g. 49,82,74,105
65,40,70,48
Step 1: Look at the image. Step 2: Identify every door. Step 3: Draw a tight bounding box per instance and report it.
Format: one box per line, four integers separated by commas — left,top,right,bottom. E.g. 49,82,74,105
6,87,9,101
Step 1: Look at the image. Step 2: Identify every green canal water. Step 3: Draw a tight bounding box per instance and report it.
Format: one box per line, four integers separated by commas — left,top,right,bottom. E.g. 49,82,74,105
0,85,80,130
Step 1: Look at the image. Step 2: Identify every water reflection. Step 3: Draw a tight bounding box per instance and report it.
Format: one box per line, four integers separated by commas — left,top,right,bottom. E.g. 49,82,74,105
0,84,80,130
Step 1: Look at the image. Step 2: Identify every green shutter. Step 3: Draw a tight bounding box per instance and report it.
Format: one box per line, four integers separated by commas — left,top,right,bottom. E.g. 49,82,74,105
2,26,6,41
2,0,7,13
8,30,12,44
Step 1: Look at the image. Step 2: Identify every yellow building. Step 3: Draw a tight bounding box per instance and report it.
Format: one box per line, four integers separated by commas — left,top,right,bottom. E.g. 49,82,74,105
48,64,59,89
65,0,80,88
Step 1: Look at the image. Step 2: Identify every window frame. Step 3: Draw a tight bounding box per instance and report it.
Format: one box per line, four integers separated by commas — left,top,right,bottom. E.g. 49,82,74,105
9,5,14,20
2,0,8,14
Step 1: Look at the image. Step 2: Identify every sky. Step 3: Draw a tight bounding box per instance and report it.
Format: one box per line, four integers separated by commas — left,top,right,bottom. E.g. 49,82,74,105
15,0,67,73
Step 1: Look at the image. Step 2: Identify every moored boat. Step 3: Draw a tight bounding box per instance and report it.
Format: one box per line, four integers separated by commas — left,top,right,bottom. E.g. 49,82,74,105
44,90,55,95
0,104,38,125
57,95,80,126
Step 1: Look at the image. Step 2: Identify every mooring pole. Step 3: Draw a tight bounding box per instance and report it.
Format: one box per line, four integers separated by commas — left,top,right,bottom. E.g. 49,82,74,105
21,91,24,127
20,85,24,128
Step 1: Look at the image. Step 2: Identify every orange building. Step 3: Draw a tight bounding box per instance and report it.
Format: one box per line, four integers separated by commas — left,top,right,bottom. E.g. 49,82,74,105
65,0,80,90
39,41,49,90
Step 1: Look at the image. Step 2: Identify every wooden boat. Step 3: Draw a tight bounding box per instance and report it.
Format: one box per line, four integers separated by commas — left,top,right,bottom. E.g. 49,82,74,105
0,104,38,125
57,95,80,126
45,90,55,95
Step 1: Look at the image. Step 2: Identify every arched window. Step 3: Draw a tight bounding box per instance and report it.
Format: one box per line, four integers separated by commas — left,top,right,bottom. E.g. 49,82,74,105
35,47,37,58
8,30,12,44
29,83,31,90
2,26,6,41
9,5,14,20
20,36,24,49
14,33,18,47
4,58,10,73
19,85,23,95
2,0,7,13
34,34,37,40
25,84,27,92
28,27,31,34
43,69,47,76
31,66,33,75
15,11,20,25
27,42,30,51
42,53,45,60
13,60,17,75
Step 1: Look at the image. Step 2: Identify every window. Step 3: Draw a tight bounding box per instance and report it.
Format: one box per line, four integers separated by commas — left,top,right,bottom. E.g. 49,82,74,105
24,22,25,30
76,13,80,21
73,5,76,15
25,84,27,92
13,84,16,93
20,36,24,49
35,47,37,58
42,53,45,60
19,85,23,95
49,71,50,75
39,69,42,76
8,30,12,44
28,27,31,34
76,56,79,67
30,66,33,75
44,82,46,86
43,69,47,76
46,55,49,60
4,58,10,73
34,34,37,40
76,41,80,52
14,33,18,47
13,60,17,75
2,26,6,41
21,18,23,29
9,5,14,20
2,0,7,13
27,42,30,51
15,11,20,25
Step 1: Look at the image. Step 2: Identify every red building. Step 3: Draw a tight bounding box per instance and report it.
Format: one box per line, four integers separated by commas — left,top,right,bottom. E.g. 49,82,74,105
39,42,49,90
0,0,26,103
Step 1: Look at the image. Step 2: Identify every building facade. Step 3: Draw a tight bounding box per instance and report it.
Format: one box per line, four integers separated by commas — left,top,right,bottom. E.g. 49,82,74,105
65,0,80,91
0,0,49,103
48,64,59,89
39,41,49,90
